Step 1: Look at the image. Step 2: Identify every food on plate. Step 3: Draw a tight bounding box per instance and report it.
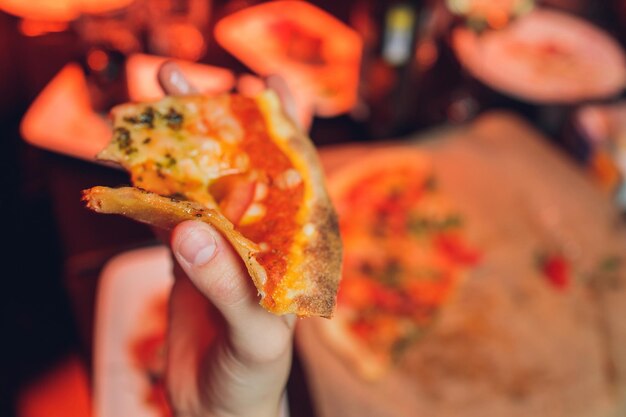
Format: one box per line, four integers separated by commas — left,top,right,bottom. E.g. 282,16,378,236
214,0,362,118
317,149,481,380
129,295,171,417
452,8,626,104
446,0,534,29
82,90,342,318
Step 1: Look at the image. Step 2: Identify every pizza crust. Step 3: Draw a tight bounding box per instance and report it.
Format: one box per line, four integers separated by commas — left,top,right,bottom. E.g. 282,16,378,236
83,186,267,296
256,90,343,317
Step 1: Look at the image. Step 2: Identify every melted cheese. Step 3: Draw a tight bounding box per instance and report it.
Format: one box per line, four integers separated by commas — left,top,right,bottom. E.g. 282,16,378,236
99,95,248,207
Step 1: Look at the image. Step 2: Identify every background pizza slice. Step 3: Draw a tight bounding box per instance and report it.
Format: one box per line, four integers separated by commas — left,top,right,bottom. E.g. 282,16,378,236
83,90,342,318
214,0,362,118
315,148,481,379
451,8,626,104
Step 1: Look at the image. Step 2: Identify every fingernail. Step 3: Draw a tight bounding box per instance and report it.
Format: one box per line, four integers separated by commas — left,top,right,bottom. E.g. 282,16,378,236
177,224,217,266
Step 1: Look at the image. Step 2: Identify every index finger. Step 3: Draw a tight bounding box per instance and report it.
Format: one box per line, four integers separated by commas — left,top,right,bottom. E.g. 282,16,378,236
158,61,199,96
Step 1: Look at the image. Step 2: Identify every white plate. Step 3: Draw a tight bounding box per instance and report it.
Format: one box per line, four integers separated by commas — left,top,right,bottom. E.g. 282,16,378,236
93,245,173,417
452,8,626,103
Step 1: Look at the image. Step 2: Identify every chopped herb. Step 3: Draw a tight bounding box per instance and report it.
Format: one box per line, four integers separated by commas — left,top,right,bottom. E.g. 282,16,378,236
408,213,463,235
114,127,137,155
587,255,623,290
441,214,463,229
124,106,155,128
359,261,375,277
378,259,403,287
114,127,131,150
164,153,177,167
424,175,438,191
391,328,424,361
163,107,184,130
600,255,622,272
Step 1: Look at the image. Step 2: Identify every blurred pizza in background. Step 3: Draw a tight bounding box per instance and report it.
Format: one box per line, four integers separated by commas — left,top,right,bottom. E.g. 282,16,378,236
296,116,626,417
451,8,626,104
215,0,362,122
317,148,481,380
446,0,534,29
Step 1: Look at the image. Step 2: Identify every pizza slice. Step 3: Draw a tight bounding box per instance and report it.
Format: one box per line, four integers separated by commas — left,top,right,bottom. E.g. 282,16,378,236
82,90,342,318
316,149,481,379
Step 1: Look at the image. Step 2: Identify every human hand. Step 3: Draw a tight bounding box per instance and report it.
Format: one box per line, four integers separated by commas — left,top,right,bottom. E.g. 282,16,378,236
158,62,298,417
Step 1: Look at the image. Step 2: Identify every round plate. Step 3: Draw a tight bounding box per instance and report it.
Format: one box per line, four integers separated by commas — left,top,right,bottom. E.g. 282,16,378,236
452,8,626,104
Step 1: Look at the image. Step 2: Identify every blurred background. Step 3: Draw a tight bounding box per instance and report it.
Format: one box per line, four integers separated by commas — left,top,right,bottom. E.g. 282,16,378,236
1,1,625,416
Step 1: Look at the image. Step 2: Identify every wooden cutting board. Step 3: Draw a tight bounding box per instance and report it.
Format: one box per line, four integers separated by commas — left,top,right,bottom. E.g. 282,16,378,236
296,111,626,417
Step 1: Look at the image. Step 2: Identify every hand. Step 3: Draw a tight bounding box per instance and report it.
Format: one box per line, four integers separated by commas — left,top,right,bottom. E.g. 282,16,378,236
157,62,298,417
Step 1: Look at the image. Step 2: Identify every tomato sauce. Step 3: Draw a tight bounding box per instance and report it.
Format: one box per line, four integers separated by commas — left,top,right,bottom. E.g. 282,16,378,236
229,95,304,304
336,165,482,355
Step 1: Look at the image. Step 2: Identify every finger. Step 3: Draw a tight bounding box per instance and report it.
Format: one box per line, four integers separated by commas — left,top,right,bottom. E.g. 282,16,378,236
264,74,301,128
158,61,199,96
171,220,295,363
236,73,266,97
237,73,310,130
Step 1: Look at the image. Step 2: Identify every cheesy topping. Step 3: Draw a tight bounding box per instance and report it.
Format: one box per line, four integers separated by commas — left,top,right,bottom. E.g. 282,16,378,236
100,95,250,210
97,92,309,313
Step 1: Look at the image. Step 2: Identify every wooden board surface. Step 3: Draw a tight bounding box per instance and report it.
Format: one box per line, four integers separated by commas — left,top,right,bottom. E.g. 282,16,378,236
296,111,626,417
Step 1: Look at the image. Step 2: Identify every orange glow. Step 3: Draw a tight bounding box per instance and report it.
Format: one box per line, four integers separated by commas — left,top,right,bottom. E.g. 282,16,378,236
79,0,134,15
87,49,110,72
0,0,133,22
215,0,363,118
486,8,510,29
148,22,206,61
19,19,69,36
0,0,77,22
588,151,622,194
17,356,91,417
126,54,235,102
415,39,438,70
20,63,113,161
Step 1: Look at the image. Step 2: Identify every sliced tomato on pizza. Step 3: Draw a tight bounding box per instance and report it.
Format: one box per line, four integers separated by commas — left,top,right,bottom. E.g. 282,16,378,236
317,149,481,379
83,90,342,318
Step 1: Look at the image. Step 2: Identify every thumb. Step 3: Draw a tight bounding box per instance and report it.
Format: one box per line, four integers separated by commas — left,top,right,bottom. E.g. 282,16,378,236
170,220,294,363
171,220,257,314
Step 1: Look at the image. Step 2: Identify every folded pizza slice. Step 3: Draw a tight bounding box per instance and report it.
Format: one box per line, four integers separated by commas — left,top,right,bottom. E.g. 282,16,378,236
82,90,342,318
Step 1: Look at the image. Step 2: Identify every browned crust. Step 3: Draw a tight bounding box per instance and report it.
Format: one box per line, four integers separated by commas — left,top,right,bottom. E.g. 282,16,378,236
280,125,343,318
298,204,342,318
82,186,268,298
